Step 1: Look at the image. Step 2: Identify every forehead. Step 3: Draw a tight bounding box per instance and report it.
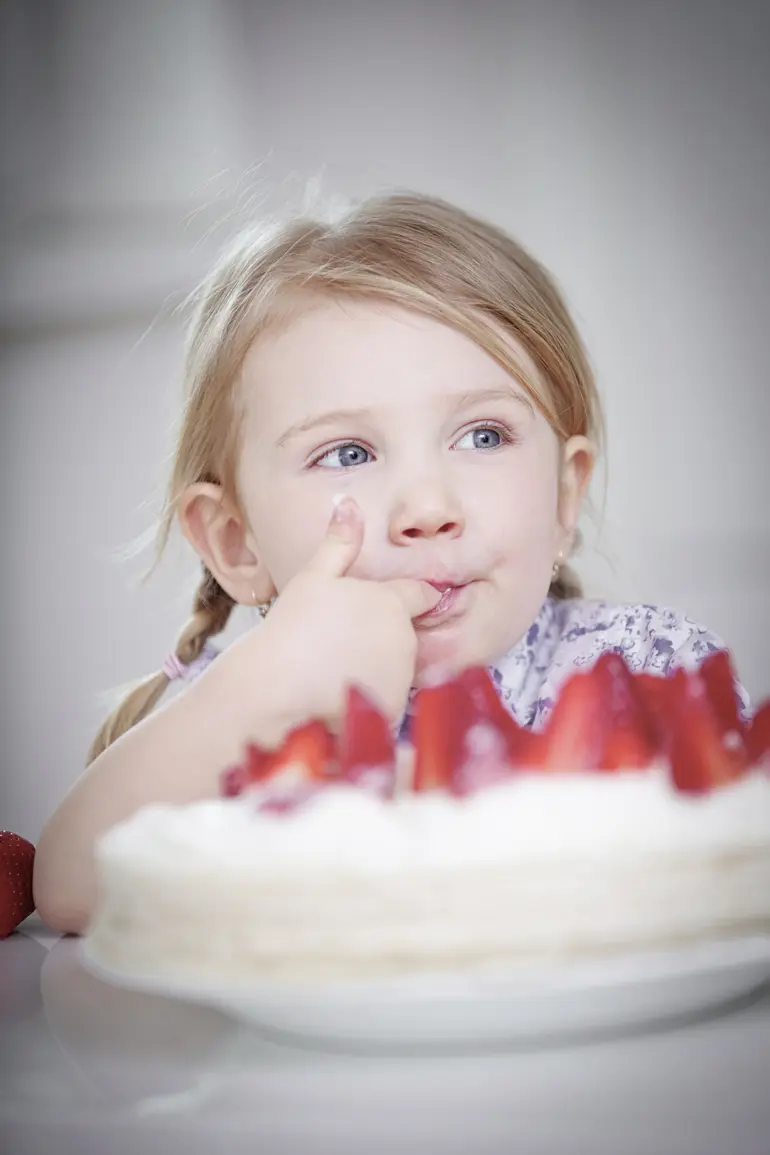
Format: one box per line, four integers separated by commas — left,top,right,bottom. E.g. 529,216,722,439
238,298,543,433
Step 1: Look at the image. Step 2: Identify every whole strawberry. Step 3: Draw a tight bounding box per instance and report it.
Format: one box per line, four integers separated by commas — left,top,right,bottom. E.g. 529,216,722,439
0,832,36,938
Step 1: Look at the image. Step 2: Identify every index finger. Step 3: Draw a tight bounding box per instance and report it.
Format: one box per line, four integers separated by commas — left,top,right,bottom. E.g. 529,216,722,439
384,578,442,619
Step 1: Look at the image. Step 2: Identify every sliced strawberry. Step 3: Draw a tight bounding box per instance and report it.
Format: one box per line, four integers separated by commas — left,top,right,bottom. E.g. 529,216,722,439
0,832,35,939
593,653,658,770
452,721,517,796
699,649,745,738
601,724,655,771
635,671,676,748
454,667,530,765
339,686,394,770
338,685,396,798
244,742,274,784
523,666,607,772
746,701,770,769
218,741,278,798
268,720,336,783
447,667,530,792
250,721,336,813
412,679,468,791
666,669,747,793
219,764,249,797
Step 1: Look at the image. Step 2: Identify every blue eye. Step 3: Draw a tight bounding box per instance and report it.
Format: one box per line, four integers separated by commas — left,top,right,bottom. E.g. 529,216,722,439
453,426,506,451
315,443,372,469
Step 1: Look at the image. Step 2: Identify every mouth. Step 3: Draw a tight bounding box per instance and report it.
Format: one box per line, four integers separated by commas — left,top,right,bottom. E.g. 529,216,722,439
418,580,474,624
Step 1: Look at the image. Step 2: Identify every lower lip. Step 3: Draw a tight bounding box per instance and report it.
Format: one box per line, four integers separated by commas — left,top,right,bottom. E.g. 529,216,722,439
419,583,471,625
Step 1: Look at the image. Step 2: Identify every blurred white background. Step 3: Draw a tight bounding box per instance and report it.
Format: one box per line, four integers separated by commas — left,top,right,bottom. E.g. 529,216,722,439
2,0,769,840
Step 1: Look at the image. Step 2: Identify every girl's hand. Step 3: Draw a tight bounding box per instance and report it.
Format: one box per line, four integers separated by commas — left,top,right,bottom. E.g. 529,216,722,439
258,496,441,729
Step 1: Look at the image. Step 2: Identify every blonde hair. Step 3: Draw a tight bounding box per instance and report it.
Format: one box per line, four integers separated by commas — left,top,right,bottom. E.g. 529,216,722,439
88,191,602,763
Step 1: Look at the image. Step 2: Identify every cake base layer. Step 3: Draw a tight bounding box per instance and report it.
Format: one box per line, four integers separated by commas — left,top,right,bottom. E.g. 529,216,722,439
86,855,770,984
84,770,770,985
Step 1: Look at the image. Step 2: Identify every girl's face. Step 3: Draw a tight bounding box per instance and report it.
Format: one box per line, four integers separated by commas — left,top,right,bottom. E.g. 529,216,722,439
222,299,591,676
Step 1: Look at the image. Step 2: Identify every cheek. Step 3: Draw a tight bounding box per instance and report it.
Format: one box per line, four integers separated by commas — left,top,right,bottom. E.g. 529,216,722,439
247,484,334,590
475,449,560,550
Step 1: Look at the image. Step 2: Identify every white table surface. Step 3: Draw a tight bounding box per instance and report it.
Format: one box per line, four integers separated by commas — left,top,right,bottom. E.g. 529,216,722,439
2,916,770,1155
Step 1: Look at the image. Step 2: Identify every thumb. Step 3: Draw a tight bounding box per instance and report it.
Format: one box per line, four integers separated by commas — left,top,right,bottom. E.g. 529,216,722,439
303,495,364,579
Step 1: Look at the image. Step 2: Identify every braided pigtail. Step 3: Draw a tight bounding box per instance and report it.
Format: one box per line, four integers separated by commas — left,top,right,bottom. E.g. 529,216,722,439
86,569,235,765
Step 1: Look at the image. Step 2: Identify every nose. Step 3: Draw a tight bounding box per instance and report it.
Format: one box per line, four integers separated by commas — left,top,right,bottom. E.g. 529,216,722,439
388,478,465,544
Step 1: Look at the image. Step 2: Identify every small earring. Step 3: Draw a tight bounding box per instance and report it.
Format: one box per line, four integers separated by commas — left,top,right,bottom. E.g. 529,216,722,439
252,588,274,619
551,551,564,580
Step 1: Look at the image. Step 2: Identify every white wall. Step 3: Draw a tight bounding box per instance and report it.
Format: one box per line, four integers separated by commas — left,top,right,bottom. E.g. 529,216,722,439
2,0,769,841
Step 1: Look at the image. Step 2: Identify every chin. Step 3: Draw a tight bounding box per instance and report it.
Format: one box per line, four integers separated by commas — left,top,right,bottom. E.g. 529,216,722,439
413,629,474,684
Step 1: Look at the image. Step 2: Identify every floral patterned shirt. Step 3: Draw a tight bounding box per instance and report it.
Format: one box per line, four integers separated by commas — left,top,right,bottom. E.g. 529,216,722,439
400,598,749,738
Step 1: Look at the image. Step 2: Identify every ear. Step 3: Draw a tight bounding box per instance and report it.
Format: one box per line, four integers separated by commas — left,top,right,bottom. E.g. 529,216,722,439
176,483,276,606
556,435,595,552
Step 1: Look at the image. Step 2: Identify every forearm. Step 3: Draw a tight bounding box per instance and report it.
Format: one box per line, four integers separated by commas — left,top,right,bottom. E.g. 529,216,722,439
33,632,294,935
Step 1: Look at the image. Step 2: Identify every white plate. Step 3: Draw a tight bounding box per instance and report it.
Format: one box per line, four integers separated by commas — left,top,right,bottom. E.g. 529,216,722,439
80,936,770,1050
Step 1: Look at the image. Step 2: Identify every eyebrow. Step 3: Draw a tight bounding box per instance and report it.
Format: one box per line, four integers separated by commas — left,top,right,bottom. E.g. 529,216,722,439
275,386,534,447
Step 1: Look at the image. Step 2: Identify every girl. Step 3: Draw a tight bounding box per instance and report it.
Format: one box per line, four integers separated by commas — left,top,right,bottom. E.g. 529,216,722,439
33,192,747,933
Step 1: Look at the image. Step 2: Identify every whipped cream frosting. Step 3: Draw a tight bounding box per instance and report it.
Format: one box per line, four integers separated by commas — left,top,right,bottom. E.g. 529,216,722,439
99,767,770,875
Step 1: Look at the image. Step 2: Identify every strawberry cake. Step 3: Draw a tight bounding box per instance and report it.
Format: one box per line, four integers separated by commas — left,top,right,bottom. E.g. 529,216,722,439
82,653,770,986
